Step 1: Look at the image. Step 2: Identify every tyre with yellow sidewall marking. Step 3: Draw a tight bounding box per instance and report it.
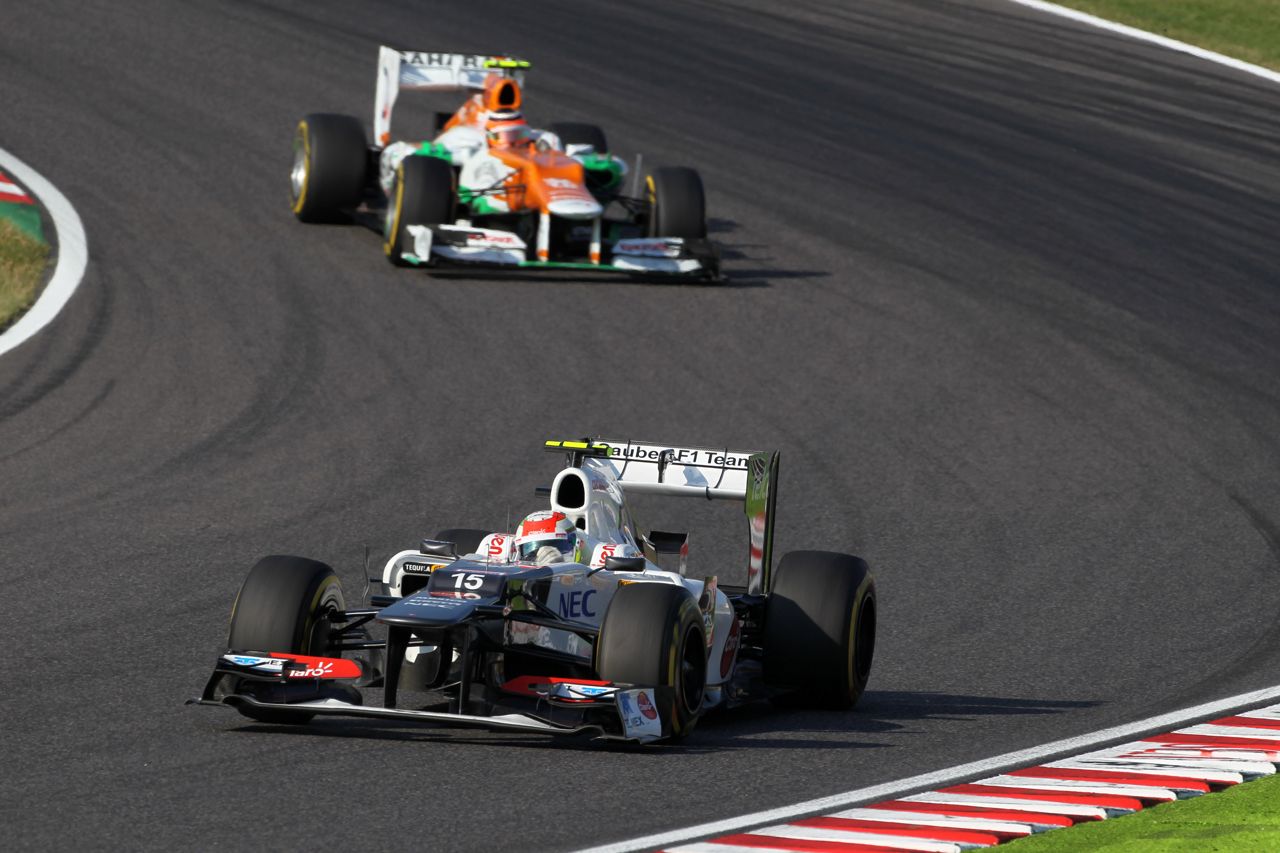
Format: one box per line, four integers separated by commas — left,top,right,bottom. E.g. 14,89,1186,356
763,550,876,709
595,582,706,739
646,166,707,239
291,113,367,223
383,155,456,266
225,555,347,723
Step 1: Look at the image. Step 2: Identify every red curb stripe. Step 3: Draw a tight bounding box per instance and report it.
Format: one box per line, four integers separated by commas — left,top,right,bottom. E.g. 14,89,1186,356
1210,715,1280,731
708,834,951,852
796,817,1001,846
0,170,34,204
937,784,1143,812
1145,733,1280,750
867,801,1074,828
1009,767,1210,793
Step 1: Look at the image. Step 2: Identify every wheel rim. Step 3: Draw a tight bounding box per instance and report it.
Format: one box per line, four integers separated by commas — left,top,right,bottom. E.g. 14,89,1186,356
645,175,658,237
290,128,309,202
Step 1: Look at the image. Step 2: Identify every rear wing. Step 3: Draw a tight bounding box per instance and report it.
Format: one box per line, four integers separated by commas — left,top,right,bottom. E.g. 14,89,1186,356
374,46,530,146
545,439,781,594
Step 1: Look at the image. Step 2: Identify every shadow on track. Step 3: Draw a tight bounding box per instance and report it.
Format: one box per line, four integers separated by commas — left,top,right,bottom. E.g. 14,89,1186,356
207,690,1096,756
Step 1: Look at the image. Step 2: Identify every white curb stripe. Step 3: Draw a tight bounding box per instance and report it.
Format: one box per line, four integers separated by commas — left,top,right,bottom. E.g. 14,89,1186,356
0,147,89,358
736,824,967,852
973,777,1178,801
829,810,1034,836
575,684,1280,853
903,793,1114,819
1006,0,1280,87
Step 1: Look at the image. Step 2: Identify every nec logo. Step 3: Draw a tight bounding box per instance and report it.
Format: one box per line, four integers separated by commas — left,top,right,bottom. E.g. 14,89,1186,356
558,589,597,619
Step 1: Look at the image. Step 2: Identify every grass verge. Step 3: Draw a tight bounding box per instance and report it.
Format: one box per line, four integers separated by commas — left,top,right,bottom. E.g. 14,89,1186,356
1002,772,1280,851
0,217,50,332
1052,1,1280,70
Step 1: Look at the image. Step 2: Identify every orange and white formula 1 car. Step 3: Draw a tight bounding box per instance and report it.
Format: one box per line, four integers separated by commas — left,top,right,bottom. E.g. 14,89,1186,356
289,48,721,280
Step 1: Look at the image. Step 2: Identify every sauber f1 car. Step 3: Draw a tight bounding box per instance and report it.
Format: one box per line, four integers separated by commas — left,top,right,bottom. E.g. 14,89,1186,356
289,48,721,280
194,439,876,743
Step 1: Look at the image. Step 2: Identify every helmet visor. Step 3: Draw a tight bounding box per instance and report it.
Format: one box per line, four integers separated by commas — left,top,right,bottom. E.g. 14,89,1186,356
488,125,530,147
519,535,575,561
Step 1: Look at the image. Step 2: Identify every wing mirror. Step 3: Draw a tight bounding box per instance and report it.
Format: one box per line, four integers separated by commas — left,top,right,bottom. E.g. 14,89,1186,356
603,555,646,573
419,539,458,559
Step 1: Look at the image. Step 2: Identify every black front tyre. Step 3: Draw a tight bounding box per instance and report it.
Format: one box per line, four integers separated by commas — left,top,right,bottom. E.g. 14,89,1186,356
646,167,707,239
224,555,347,723
595,582,706,739
763,550,876,710
384,155,456,267
291,113,367,223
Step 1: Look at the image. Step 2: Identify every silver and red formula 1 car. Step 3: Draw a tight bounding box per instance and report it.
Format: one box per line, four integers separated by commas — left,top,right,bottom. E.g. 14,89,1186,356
194,439,876,743
289,48,720,279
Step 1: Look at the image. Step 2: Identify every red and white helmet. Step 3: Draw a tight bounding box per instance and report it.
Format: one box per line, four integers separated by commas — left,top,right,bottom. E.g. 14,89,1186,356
485,114,531,148
514,510,577,563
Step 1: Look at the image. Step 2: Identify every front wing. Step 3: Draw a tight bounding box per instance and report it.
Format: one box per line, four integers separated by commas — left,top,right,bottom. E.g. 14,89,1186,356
401,225,722,280
194,652,671,743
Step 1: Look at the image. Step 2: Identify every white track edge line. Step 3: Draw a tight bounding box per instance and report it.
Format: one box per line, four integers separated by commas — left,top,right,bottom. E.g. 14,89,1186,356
1006,0,1280,86
575,684,1280,853
0,147,89,359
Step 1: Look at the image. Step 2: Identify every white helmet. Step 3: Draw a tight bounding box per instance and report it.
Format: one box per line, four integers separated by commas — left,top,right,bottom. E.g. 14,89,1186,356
514,510,578,564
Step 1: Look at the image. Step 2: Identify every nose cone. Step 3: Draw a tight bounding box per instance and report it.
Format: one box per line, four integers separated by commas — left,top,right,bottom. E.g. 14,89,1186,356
546,197,603,219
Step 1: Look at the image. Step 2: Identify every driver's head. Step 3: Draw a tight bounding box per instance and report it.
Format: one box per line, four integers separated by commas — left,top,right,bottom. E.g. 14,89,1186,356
514,510,577,564
485,114,531,148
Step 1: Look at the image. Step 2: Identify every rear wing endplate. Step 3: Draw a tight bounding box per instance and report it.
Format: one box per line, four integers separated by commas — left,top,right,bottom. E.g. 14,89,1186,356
374,46,530,146
545,439,780,594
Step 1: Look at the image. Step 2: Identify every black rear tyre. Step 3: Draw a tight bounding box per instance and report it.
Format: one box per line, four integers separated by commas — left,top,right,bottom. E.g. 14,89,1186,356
763,551,876,709
596,582,706,739
384,155,456,266
646,167,707,239
291,113,367,223
433,528,491,556
225,555,346,723
550,121,609,154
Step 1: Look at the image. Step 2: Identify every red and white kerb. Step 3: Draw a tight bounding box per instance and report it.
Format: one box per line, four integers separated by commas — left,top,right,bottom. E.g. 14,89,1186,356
662,704,1280,852
0,170,34,206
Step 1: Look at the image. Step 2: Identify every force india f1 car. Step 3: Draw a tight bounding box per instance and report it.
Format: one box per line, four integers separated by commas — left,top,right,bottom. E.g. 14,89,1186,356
195,439,876,743
289,48,721,280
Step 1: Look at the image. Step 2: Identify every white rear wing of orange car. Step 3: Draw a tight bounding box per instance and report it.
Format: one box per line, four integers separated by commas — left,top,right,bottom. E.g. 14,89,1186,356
545,438,782,593
374,46,530,146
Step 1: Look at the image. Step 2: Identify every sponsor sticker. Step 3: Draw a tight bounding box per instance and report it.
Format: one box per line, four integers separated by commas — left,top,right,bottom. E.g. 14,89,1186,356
613,238,684,258
617,689,663,740
403,596,470,608
224,654,286,672
550,682,616,701
557,588,597,619
720,617,742,679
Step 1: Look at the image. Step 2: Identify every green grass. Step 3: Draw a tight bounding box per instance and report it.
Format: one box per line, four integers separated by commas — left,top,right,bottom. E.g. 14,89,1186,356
1053,1,1280,70
0,218,50,332
1002,772,1280,851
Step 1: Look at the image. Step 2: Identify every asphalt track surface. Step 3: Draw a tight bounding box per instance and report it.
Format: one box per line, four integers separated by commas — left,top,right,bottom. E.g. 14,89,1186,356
2,1,1279,849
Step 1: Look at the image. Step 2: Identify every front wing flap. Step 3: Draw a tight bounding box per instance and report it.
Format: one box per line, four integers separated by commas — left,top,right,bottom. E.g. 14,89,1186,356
401,224,721,280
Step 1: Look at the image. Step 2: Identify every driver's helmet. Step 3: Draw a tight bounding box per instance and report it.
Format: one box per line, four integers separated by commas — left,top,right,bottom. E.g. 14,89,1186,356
514,510,577,564
485,111,531,148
